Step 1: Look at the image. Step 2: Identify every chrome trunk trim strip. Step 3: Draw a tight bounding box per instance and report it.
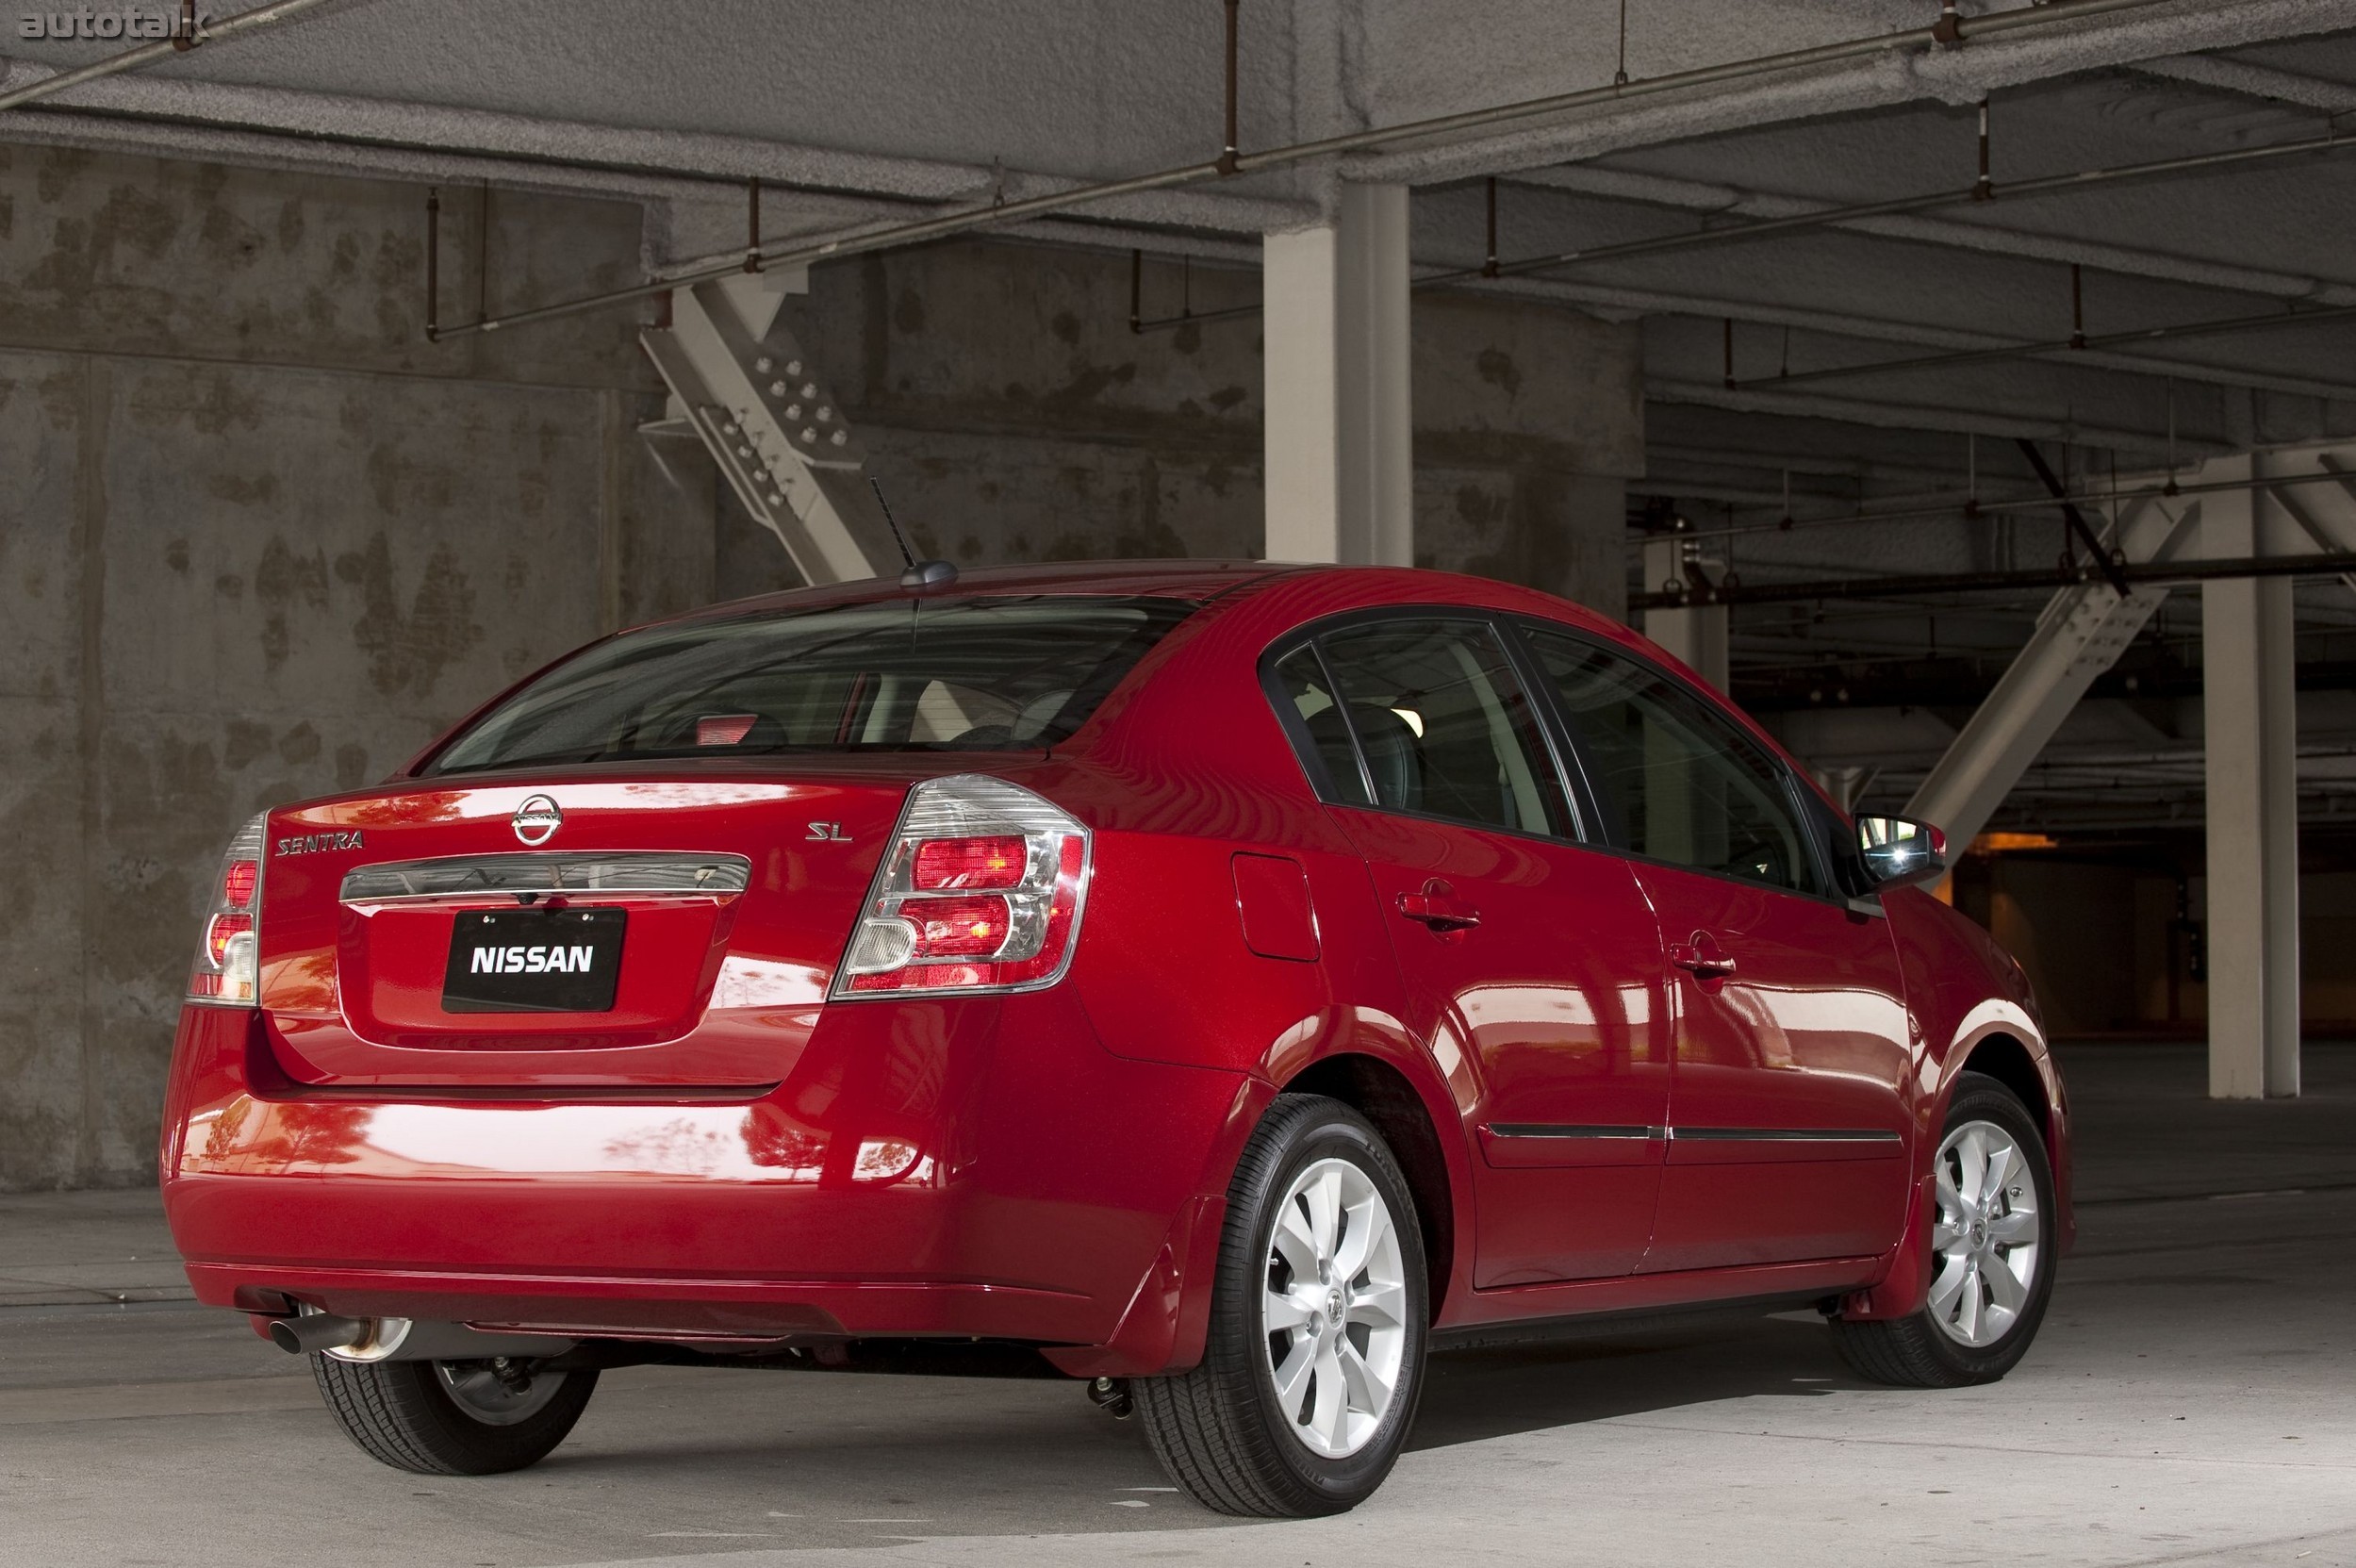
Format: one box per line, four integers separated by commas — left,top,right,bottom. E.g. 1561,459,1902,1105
341,851,752,903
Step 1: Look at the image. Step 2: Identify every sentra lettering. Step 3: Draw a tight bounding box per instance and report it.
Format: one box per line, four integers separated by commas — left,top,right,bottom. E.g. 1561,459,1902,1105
470,944,599,975
275,831,364,856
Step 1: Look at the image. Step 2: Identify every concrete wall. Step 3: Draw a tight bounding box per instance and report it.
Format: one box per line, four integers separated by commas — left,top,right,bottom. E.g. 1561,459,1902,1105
0,142,719,1189
1,146,1644,1191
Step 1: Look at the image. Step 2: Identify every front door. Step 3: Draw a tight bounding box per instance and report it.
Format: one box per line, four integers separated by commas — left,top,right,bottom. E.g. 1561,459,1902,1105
1269,619,1672,1286
1519,627,1914,1272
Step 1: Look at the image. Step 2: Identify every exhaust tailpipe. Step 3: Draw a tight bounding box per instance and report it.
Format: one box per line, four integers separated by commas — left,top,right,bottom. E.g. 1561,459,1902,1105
261,1312,576,1362
268,1312,368,1355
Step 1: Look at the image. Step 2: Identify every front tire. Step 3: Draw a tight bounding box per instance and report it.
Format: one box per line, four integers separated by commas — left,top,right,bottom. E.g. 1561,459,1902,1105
1831,1070,2057,1387
313,1355,597,1476
1134,1094,1428,1517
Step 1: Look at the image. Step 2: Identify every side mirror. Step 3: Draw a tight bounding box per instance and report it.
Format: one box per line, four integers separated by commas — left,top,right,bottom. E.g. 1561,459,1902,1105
1855,815,1947,889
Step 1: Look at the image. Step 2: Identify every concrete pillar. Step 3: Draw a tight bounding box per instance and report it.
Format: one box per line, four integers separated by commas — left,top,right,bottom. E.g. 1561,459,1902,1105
2202,454,2300,1098
1263,183,1412,565
1640,536,1729,691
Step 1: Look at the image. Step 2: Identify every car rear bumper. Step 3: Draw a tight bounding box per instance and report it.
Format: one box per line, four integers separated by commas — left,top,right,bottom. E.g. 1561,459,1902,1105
178,1250,1106,1345
160,1002,1247,1373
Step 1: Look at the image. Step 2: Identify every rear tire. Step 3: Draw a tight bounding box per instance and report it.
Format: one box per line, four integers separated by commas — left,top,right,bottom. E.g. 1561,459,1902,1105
312,1355,597,1476
1831,1070,2056,1387
1133,1094,1428,1518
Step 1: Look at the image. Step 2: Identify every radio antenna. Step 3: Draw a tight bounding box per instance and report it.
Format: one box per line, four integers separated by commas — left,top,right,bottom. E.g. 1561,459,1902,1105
871,476,958,591
870,476,917,570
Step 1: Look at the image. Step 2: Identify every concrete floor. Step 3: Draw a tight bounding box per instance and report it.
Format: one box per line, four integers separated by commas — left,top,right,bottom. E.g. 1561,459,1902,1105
4,1042,2353,1568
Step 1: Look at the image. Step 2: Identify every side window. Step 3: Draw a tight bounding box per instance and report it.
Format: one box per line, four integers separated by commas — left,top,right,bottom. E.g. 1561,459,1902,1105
1269,644,1372,805
1524,628,1822,896
1310,619,1573,837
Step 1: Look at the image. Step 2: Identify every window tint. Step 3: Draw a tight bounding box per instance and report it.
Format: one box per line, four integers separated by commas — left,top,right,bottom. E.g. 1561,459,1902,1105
1525,629,1821,895
1269,644,1372,805
424,596,1194,775
1310,619,1572,837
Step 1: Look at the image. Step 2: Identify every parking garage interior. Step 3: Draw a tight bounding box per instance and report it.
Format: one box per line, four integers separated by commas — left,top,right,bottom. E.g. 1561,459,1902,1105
4,1,2356,1562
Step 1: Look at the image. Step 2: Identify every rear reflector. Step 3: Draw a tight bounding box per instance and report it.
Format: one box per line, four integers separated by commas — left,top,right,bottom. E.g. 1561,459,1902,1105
187,813,268,1006
837,777,1090,998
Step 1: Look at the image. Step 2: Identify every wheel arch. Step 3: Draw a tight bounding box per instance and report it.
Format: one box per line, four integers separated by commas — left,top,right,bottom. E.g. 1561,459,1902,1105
1955,1031,2054,1147
1277,1051,1458,1320
1852,1008,2071,1325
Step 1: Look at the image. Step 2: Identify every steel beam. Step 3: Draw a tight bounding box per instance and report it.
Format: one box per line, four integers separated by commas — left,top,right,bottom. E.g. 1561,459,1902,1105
1903,440,2351,1098
1903,492,2197,855
638,272,897,586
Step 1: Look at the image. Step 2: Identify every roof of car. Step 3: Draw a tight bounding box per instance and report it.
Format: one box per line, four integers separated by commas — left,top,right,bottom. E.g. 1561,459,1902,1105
665,559,1303,625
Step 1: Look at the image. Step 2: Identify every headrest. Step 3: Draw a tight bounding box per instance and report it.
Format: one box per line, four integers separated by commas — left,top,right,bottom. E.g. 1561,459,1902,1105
1306,702,1423,810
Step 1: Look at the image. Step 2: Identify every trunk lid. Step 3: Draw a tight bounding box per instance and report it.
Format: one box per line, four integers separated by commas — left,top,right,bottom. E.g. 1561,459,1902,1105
255,767,931,1087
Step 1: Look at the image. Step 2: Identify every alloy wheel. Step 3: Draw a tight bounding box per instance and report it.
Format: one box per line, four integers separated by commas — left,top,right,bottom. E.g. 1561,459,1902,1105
1260,1156,1410,1459
1927,1119,2042,1348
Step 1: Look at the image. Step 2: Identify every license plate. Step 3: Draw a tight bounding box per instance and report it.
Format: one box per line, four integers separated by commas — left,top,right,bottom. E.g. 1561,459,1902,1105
441,907,626,1014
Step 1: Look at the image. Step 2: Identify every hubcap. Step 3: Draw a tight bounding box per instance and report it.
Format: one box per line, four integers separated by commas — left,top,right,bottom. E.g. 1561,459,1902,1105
1260,1156,1409,1460
1928,1119,2042,1349
435,1359,567,1426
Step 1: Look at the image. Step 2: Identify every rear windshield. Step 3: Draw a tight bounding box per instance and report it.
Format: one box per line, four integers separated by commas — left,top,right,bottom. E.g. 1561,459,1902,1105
421,595,1195,776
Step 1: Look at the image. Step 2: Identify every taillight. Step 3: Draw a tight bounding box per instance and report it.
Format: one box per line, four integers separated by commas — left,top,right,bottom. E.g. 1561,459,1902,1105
835,776,1090,997
187,813,267,1005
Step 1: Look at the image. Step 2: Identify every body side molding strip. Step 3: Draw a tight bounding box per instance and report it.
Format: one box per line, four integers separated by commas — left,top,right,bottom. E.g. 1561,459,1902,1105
1487,1124,1903,1144
1670,1127,1903,1143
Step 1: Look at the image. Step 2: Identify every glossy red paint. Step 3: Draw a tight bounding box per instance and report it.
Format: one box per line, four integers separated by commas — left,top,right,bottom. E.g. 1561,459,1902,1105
1636,864,1913,1272
1337,806,1670,1288
160,561,2068,1375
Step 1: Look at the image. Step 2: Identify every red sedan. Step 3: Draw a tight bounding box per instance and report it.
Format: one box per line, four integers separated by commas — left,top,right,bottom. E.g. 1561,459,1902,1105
162,561,2068,1515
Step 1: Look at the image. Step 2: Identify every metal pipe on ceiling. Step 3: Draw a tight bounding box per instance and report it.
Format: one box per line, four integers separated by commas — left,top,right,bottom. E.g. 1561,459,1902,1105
0,0,337,113
2018,436,2133,596
1431,124,2356,291
1633,550,2356,609
1133,115,2356,338
1628,465,2356,549
1732,296,2356,392
431,0,2183,339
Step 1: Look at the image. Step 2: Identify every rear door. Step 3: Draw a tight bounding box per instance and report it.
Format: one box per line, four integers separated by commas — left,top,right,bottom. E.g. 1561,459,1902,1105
1267,617,1672,1286
1516,627,1914,1271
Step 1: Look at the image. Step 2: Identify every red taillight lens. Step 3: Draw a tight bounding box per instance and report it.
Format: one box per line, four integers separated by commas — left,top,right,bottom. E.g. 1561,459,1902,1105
222,859,259,910
838,777,1090,998
907,895,1012,958
911,835,1027,891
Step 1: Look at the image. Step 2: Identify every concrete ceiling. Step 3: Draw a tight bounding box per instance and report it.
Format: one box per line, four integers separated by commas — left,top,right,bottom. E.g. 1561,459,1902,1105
7,1,2348,470
9,0,2356,825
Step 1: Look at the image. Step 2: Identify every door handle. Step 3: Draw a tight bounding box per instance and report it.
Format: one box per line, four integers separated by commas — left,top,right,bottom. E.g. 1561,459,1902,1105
1669,934,1737,979
1396,880,1481,933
